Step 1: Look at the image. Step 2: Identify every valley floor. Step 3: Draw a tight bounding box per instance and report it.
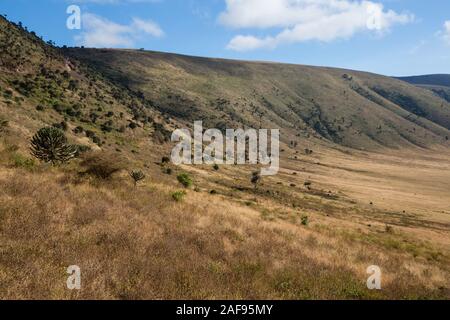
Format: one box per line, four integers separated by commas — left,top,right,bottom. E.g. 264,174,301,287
0,138,449,299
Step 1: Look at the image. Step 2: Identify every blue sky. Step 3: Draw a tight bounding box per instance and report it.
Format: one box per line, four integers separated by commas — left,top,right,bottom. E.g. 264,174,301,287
1,0,450,76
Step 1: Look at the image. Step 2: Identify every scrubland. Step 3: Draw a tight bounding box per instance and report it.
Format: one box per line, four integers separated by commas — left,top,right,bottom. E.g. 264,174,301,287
1,136,449,300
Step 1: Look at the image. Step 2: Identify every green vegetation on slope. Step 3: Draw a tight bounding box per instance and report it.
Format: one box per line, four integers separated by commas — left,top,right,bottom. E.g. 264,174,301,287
64,48,450,150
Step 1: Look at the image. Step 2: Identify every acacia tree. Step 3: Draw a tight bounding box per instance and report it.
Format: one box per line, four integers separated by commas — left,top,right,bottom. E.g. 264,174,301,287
30,127,76,165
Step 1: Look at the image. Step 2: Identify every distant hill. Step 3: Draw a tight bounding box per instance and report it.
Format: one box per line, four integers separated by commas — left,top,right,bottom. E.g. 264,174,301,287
396,74,450,87
396,75,450,103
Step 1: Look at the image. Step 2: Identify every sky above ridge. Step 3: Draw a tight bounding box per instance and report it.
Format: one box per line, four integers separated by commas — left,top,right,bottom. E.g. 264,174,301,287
1,0,450,76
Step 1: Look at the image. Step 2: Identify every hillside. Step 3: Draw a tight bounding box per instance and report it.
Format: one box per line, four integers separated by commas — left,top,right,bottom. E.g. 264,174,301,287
64,48,450,150
397,74,450,103
0,16,173,159
397,74,450,87
1,16,450,300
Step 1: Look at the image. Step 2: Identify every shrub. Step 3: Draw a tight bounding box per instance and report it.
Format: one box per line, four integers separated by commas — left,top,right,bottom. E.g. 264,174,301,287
177,173,193,188
172,190,187,202
213,164,219,171
101,123,113,132
73,126,84,134
161,156,170,164
4,89,13,99
164,168,173,175
385,225,394,233
301,215,309,226
130,170,145,187
73,144,91,157
251,171,261,189
80,152,126,179
30,127,76,165
52,121,68,131
92,136,101,145
0,117,8,133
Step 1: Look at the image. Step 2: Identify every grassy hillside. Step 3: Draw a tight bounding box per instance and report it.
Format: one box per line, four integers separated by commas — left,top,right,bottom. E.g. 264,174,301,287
397,74,450,104
64,48,450,150
0,16,173,158
1,16,449,300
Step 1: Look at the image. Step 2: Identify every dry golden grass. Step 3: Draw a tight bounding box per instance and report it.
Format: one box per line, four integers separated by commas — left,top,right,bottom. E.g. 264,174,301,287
1,15,449,300
0,136,449,300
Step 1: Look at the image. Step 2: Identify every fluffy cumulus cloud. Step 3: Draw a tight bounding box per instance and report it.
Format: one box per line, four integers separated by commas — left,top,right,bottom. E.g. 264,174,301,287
219,0,414,51
442,21,450,45
75,13,164,48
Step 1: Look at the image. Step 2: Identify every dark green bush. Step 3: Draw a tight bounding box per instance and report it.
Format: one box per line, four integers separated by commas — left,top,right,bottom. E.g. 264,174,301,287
251,171,261,189
301,215,309,226
172,190,187,202
52,121,68,131
162,156,170,164
177,173,193,188
73,126,84,134
0,117,8,133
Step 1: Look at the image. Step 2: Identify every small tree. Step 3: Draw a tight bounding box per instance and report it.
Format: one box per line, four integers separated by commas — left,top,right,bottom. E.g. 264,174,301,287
251,171,261,190
30,127,76,165
161,156,170,165
130,170,145,187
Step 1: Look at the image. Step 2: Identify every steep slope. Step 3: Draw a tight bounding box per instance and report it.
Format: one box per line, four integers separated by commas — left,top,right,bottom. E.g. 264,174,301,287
0,16,172,156
397,74,450,103
64,48,450,150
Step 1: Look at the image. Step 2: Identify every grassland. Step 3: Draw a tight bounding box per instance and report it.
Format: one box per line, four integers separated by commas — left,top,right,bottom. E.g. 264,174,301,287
0,130,449,299
0,15,449,300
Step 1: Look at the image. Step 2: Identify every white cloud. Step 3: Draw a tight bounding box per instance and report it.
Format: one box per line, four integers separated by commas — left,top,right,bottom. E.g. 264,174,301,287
442,20,450,45
75,13,164,48
131,17,164,37
219,0,414,51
